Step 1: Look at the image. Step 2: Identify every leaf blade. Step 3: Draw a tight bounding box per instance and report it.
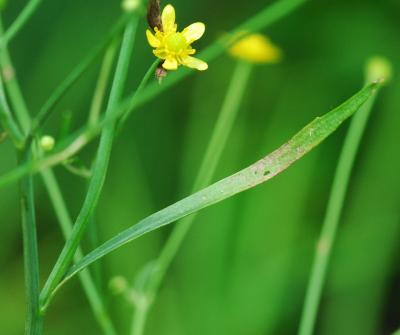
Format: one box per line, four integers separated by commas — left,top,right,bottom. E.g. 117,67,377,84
54,82,380,296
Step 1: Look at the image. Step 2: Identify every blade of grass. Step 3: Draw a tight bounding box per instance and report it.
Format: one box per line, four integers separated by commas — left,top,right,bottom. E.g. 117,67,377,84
0,0,307,188
39,14,140,312
0,0,42,47
0,16,118,334
48,82,381,305
297,60,390,335
130,60,253,335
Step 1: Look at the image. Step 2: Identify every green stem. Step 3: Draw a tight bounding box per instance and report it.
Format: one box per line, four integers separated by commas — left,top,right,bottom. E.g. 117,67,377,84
0,0,42,47
297,80,383,335
130,302,149,335
39,14,139,312
88,42,118,125
19,147,43,335
132,61,253,335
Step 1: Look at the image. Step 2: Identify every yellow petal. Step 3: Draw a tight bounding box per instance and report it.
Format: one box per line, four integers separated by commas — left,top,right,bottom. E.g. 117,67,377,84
163,57,178,70
181,56,208,71
146,30,160,48
182,22,205,44
162,4,176,33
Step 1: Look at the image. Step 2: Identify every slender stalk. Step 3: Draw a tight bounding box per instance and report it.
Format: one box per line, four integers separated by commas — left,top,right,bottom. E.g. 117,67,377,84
297,70,387,335
131,301,149,335
88,42,118,125
19,146,43,335
39,14,139,312
0,0,42,47
131,61,253,335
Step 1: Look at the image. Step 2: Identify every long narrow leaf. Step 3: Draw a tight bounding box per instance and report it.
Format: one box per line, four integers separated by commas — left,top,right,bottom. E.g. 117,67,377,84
49,82,381,300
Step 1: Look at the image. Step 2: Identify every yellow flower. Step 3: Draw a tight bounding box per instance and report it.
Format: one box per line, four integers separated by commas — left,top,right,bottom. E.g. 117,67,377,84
229,34,282,64
146,4,208,71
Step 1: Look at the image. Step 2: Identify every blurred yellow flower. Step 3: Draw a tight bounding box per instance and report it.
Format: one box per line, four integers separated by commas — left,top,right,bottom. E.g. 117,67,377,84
229,34,282,64
146,4,208,71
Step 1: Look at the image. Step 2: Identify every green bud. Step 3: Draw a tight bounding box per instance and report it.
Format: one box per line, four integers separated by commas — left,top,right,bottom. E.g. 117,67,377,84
109,276,129,295
40,135,55,152
366,56,393,84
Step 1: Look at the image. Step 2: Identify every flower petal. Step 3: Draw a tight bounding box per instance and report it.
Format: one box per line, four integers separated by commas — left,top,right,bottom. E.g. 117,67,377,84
146,30,160,48
163,57,178,70
182,22,205,44
181,56,208,71
162,4,176,33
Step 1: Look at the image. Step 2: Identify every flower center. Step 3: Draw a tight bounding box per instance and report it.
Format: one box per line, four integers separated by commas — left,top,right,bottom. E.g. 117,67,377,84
165,33,187,53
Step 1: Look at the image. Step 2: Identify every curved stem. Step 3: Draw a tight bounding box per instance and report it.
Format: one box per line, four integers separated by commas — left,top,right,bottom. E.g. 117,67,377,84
88,42,118,125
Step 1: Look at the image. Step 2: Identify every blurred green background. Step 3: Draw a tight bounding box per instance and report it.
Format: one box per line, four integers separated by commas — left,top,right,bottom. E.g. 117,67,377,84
0,0,399,334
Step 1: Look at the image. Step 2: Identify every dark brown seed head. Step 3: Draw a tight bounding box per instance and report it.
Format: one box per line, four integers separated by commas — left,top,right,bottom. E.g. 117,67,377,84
147,0,162,31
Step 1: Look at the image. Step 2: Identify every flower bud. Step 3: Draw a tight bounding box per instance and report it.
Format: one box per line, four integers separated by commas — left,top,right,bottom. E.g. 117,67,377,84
109,276,129,295
40,135,55,152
